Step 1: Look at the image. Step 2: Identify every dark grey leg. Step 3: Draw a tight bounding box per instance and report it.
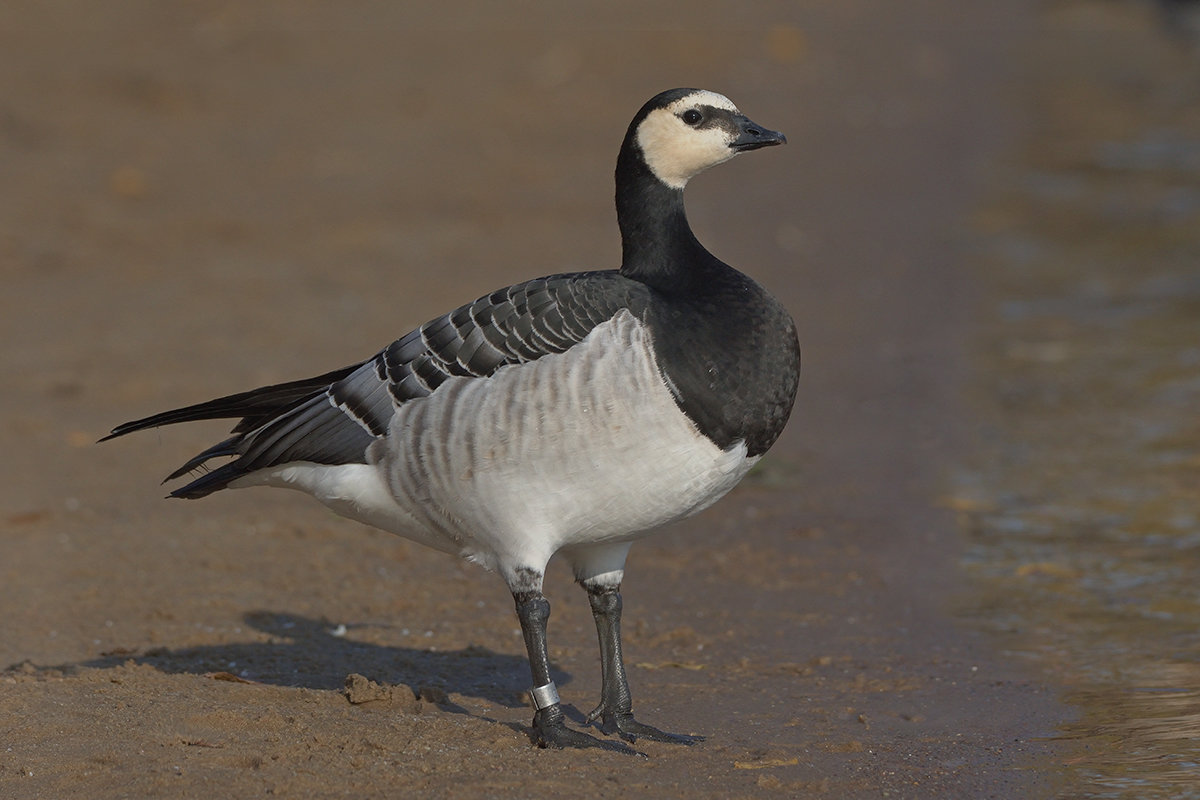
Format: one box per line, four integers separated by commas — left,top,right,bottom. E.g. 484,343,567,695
513,589,633,752
584,584,703,744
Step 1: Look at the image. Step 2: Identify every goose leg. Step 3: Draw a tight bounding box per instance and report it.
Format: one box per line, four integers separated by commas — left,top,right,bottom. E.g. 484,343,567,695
583,583,703,744
512,587,633,753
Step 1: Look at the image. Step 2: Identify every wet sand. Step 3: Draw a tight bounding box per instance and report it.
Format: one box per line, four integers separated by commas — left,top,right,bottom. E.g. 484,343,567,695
1,2,1074,797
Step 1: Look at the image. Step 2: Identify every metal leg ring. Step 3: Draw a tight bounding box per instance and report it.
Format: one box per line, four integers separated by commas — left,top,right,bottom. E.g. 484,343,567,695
529,681,560,711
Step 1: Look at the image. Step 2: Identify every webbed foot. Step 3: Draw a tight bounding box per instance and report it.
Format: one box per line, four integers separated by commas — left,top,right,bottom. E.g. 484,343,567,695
533,707,642,754
586,704,704,744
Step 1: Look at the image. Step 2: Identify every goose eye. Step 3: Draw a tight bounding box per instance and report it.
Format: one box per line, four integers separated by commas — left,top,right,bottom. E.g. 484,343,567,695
681,109,703,126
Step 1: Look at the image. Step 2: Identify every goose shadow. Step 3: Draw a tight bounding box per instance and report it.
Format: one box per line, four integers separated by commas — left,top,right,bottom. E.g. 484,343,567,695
73,611,574,716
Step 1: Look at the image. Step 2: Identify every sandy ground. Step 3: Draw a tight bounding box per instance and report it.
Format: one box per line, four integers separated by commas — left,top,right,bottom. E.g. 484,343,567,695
1,2,1071,797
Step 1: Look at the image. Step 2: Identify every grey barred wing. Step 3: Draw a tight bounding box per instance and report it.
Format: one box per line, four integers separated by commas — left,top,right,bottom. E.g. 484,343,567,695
105,271,646,497
330,271,641,437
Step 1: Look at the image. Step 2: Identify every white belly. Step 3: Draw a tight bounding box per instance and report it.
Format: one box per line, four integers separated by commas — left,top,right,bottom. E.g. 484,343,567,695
241,311,755,574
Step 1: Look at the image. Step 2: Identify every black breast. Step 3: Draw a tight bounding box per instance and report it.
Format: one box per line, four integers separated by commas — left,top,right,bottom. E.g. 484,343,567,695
644,269,800,457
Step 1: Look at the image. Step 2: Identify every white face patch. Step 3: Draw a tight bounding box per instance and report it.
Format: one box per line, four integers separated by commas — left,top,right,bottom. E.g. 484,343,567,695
636,91,743,190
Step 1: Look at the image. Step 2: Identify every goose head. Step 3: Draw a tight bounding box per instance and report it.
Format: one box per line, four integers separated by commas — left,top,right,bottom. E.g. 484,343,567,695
627,88,786,190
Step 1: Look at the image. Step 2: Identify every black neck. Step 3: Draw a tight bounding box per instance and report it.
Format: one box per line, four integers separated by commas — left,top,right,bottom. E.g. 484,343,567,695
615,144,717,289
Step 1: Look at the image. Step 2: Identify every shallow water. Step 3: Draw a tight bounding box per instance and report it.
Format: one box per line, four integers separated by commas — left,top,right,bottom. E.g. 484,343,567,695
956,3,1200,796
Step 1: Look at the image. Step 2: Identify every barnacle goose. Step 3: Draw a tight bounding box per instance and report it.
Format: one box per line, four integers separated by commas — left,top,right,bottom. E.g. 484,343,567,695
105,88,800,751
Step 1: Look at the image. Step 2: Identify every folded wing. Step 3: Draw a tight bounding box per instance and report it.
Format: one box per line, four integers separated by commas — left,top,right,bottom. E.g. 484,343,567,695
104,271,648,498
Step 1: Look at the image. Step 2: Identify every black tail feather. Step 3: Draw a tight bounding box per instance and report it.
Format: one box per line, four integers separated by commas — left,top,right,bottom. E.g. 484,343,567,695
100,364,361,442
168,461,250,499
104,361,378,499
163,435,243,482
